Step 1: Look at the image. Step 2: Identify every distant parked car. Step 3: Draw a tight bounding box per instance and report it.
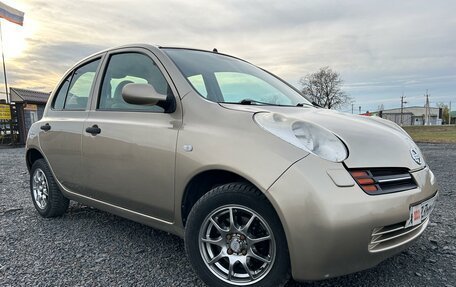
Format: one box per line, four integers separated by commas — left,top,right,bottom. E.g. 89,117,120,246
26,44,438,286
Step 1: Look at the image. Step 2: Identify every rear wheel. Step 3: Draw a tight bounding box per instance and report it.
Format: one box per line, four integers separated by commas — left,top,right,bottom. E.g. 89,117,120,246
30,159,69,217
185,183,290,287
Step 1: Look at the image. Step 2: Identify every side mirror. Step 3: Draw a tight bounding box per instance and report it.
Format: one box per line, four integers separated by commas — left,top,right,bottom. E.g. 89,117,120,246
122,83,167,106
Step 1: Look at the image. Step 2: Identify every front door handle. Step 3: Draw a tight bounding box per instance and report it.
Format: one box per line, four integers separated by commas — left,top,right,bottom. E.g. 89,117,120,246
85,125,101,135
40,123,51,131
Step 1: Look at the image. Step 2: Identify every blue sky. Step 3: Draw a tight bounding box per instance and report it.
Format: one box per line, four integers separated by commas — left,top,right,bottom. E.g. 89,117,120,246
2,0,455,112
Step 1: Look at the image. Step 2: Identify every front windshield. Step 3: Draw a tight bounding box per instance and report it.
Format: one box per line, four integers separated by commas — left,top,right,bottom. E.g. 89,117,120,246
163,48,311,106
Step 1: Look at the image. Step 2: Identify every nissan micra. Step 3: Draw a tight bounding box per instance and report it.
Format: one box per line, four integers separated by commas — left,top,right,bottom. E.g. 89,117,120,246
26,44,438,287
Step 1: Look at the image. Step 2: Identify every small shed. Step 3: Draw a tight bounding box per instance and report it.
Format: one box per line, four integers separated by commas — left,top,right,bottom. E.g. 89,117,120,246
10,87,50,145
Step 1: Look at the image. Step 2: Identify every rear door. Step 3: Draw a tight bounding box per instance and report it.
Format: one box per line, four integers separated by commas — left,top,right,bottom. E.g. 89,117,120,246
82,48,182,222
39,57,102,194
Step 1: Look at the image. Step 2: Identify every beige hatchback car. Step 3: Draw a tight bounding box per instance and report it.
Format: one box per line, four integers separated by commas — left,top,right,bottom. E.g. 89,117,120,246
26,44,438,286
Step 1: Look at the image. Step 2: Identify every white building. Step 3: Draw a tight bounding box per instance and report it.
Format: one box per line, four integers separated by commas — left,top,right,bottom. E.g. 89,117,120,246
380,106,441,126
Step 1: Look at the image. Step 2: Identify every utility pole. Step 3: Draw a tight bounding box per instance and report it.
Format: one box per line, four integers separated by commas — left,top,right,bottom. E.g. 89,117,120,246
351,103,354,114
400,93,407,126
424,90,430,125
0,21,8,103
358,106,361,115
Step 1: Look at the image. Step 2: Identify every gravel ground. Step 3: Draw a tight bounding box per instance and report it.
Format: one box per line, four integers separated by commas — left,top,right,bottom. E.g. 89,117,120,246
0,144,455,286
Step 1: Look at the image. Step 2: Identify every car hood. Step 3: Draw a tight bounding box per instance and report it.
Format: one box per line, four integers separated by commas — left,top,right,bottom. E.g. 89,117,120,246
219,104,425,170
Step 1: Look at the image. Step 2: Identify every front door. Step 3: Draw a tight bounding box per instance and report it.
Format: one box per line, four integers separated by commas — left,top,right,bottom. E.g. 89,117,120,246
82,50,181,222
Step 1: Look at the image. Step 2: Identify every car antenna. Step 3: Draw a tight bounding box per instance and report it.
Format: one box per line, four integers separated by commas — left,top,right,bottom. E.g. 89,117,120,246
212,48,218,53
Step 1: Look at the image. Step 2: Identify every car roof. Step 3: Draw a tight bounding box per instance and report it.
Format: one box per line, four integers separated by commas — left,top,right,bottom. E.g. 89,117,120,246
77,44,248,67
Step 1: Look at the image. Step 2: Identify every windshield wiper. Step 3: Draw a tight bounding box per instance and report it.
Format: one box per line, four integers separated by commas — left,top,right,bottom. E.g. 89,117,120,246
222,99,293,107
239,99,274,105
296,101,320,107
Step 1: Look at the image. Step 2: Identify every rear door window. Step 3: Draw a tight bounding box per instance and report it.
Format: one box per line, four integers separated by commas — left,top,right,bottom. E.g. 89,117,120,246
64,59,101,110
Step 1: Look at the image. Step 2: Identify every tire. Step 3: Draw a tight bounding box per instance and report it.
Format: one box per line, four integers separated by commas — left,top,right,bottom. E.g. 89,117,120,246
185,182,290,287
30,159,69,217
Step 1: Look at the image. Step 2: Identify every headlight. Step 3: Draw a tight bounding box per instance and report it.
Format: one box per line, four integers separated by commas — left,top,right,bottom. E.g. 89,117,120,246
254,112,348,162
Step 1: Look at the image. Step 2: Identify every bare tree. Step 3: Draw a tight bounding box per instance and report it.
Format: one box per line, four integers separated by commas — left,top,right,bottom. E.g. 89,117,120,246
299,67,352,109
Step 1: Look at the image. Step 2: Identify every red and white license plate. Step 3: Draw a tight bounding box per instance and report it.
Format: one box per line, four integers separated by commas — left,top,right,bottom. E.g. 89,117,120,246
405,194,437,228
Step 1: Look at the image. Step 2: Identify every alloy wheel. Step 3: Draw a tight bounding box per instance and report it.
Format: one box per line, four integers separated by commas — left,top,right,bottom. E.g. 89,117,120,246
32,168,49,209
199,204,276,285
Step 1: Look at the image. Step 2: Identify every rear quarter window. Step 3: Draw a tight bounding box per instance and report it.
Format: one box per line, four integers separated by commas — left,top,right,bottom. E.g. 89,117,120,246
52,76,71,110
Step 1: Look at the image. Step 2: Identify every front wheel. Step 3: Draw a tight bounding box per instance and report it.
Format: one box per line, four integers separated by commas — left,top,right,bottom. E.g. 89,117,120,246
185,183,290,287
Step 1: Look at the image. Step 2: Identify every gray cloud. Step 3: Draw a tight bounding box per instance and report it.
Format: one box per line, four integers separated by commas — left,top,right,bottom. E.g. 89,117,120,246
2,0,455,111
5,40,105,92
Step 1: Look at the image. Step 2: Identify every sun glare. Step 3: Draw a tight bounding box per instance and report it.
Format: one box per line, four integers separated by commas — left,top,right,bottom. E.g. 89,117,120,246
0,19,29,60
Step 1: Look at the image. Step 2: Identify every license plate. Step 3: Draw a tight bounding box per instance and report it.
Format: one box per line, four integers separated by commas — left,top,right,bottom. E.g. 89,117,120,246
405,194,437,228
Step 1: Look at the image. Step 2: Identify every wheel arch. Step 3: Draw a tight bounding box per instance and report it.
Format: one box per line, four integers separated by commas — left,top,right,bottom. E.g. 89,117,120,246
26,148,45,172
180,169,280,228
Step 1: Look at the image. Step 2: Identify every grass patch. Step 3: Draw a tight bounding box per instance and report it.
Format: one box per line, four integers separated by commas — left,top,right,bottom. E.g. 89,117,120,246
403,125,456,143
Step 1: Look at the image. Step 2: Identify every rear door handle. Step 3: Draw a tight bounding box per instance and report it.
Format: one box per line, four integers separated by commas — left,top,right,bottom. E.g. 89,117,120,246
40,123,51,131
85,125,101,135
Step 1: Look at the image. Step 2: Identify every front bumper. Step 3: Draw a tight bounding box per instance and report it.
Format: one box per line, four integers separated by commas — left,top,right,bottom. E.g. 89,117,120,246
266,155,438,281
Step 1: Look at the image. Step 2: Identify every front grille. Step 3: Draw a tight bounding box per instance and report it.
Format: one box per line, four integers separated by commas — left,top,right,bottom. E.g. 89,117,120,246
349,168,418,195
369,218,429,252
